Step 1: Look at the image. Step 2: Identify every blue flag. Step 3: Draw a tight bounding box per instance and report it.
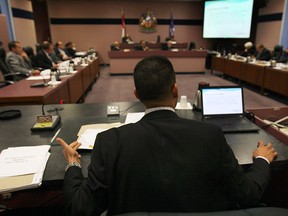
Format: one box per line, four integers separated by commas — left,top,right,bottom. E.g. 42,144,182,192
169,14,175,38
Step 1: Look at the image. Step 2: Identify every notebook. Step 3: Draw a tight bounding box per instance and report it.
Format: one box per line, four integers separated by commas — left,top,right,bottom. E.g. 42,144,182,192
200,86,259,133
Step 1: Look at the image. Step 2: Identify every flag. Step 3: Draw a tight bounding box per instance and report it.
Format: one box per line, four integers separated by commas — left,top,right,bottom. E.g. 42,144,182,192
121,9,126,38
169,14,175,38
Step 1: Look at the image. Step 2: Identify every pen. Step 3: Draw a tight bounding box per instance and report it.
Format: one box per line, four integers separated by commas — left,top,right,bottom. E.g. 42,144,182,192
50,128,61,144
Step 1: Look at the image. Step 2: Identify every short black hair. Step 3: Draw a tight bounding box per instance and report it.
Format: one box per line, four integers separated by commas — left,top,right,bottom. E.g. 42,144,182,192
133,55,175,102
8,41,20,51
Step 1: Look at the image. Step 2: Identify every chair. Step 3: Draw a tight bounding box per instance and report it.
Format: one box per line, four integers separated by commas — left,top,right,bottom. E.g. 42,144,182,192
0,59,29,82
0,47,6,63
188,41,196,50
0,69,14,88
23,46,37,68
272,44,283,61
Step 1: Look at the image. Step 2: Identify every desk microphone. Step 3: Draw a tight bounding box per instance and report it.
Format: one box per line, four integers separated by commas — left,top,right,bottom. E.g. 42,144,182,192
30,102,63,132
30,76,49,88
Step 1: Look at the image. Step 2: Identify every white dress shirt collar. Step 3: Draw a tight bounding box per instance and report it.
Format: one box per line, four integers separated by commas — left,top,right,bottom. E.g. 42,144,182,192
145,107,175,115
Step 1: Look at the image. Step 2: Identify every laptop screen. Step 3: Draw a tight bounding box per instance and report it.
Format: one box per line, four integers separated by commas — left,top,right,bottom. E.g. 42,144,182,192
201,86,244,116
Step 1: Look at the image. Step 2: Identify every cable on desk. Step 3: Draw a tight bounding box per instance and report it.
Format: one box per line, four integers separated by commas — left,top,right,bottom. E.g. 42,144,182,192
120,102,141,115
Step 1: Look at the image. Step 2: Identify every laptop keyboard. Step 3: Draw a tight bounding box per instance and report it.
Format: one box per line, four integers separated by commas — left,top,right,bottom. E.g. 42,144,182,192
205,116,250,127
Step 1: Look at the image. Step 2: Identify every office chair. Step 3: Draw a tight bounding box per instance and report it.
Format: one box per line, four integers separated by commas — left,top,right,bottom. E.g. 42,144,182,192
0,59,29,82
0,69,14,88
23,46,37,68
0,47,6,63
188,41,196,50
272,44,283,61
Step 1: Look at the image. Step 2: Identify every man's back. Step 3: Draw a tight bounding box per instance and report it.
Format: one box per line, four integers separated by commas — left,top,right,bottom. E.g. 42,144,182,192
70,110,269,215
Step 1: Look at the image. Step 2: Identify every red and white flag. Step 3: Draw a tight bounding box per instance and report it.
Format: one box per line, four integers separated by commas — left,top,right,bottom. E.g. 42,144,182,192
121,9,126,38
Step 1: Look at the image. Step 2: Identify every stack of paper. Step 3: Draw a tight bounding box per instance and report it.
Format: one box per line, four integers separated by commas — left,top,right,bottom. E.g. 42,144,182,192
0,145,50,193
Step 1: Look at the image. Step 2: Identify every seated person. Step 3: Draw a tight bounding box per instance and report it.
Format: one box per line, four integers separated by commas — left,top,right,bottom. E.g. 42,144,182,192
240,42,256,57
256,44,271,61
54,41,70,61
278,47,288,63
122,34,133,44
64,41,77,58
134,40,149,51
57,55,277,215
161,40,174,50
5,41,40,76
110,41,120,51
35,41,58,69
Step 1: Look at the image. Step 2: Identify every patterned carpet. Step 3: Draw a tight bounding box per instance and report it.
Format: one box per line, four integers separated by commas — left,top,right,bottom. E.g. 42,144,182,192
84,66,287,109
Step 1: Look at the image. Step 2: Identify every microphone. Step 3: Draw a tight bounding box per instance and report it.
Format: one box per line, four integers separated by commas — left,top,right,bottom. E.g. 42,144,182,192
30,102,63,132
30,75,49,88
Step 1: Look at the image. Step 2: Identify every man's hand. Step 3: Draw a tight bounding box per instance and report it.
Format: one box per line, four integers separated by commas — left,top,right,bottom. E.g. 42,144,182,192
56,137,81,164
31,69,41,76
253,140,278,163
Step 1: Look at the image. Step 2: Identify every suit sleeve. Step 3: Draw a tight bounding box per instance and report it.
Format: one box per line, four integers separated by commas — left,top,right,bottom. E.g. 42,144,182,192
6,55,30,74
63,135,108,216
219,130,270,208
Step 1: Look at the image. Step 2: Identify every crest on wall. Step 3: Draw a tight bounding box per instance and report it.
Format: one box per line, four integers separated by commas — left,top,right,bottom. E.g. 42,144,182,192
139,10,157,33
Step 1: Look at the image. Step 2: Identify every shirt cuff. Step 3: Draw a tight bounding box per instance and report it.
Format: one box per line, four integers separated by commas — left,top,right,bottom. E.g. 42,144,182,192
256,156,270,164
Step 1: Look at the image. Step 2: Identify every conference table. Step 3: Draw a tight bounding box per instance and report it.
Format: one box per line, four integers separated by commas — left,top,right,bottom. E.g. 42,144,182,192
0,102,288,210
108,49,207,74
0,58,100,106
211,56,288,97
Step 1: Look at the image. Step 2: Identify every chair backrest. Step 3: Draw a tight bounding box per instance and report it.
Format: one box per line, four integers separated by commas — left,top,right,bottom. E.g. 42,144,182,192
0,58,10,75
188,42,196,50
23,46,35,57
0,47,6,63
273,44,283,60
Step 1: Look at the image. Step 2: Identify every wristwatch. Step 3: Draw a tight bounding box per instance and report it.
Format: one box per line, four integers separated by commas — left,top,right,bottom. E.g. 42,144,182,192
65,161,81,172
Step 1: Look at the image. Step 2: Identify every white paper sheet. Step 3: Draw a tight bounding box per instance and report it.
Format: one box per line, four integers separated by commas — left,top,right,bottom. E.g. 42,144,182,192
0,145,50,177
124,112,145,124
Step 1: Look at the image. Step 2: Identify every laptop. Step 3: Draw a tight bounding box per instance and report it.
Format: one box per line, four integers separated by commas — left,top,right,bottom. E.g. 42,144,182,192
200,86,259,133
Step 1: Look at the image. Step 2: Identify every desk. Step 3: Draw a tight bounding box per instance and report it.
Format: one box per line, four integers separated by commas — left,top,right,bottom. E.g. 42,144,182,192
211,57,288,97
0,103,288,210
108,50,207,74
0,58,100,106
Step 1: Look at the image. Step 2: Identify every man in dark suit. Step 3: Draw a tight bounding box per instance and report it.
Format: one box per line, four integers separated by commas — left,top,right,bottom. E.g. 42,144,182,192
256,44,271,61
57,56,277,216
35,41,58,69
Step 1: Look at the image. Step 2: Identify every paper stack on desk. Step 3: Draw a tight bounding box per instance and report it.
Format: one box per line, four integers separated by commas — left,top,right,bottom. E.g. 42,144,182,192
0,145,50,193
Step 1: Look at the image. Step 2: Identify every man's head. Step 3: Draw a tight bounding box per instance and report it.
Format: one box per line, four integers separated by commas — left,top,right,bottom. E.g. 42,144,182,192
256,44,264,53
8,41,23,55
55,41,64,49
42,41,54,54
133,55,178,108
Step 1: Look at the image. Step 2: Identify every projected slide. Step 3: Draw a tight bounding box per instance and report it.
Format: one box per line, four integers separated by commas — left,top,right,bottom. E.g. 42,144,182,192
203,0,254,38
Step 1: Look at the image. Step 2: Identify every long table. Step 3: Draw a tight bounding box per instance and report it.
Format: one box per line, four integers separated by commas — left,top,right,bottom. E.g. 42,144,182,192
211,56,288,97
108,50,207,74
0,58,100,106
0,103,288,210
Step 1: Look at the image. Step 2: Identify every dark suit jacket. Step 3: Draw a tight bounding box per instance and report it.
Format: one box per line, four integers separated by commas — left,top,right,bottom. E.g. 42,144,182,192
64,110,270,216
35,50,53,69
256,48,271,61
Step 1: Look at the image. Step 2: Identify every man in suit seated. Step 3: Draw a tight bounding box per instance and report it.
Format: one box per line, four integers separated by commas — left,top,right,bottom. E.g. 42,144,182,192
64,41,77,58
278,47,288,63
57,55,277,216
5,41,40,76
54,41,70,61
240,42,256,57
256,44,271,61
36,41,58,69
110,41,120,51
161,40,174,50
134,40,149,51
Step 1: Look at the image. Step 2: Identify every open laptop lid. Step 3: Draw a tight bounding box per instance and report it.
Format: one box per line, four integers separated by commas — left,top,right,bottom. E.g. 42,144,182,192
201,86,245,117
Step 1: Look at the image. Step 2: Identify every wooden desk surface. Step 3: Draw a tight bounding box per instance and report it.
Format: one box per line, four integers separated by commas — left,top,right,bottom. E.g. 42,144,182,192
0,58,100,105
